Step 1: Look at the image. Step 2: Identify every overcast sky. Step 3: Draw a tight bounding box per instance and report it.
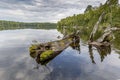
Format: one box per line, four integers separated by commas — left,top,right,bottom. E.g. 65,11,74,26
0,0,107,23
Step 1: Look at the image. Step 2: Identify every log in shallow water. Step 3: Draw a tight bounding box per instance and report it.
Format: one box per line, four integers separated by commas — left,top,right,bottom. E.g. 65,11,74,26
29,32,80,65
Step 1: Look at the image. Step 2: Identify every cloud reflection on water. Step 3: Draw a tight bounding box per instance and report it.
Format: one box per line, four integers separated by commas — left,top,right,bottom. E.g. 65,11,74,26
0,29,120,80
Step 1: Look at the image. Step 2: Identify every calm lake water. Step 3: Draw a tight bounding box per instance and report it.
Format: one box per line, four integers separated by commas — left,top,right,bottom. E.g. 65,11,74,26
0,29,120,80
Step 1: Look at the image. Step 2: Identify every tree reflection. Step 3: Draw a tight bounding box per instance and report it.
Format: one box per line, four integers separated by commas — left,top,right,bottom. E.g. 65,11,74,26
70,35,81,53
88,44,111,63
89,45,96,64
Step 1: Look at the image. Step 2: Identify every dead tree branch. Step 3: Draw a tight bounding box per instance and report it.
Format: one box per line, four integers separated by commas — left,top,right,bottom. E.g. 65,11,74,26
89,12,105,42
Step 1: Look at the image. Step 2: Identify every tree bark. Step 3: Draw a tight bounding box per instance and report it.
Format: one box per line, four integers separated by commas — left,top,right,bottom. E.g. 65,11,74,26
89,12,105,42
97,27,120,42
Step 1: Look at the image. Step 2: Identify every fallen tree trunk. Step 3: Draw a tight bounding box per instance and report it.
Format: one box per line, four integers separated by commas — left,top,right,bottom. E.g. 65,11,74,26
88,27,120,48
97,27,120,42
29,32,80,65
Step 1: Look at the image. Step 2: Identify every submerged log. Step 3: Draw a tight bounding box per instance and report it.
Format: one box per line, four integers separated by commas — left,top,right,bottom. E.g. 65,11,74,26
29,32,80,65
36,50,62,65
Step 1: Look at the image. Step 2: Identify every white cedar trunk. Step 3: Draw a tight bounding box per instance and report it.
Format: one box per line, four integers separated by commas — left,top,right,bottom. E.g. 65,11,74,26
89,12,105,42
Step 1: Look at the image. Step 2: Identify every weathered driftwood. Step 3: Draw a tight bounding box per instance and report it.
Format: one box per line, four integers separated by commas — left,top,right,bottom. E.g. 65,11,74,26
97,27,120,42
89,12,105,42
88,11,120,47
29,32,80,65
89,27,120,47
88,12,111,47
89,41,111,47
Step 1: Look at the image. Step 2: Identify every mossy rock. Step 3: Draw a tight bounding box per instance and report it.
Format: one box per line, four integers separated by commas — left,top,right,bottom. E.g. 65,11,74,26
40,50,54,61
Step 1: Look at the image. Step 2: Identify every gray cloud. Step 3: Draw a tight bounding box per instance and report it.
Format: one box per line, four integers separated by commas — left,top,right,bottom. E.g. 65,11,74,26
0,0,107,23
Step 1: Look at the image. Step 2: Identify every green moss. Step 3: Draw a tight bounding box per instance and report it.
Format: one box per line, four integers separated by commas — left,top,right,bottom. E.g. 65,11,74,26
29,45,38,58
40,50,54,61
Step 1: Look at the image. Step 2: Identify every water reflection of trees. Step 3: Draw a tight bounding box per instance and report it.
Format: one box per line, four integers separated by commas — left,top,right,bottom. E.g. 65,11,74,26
58,25,120,62
29,27,120,66
89,45,111,63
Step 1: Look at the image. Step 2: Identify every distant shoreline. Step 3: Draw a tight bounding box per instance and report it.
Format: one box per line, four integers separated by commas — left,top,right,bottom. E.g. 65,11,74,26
0,20,57,30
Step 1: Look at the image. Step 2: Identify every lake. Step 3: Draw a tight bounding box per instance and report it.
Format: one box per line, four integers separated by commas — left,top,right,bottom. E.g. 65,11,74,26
0,29,120,80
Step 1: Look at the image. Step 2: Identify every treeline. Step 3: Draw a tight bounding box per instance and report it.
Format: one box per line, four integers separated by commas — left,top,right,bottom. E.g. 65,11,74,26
0,20,57,30
57,0,120,33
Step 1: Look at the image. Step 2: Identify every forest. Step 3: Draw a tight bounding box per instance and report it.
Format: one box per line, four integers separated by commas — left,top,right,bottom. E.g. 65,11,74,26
57,0,120,33
57,0,120,50
0,20,57,30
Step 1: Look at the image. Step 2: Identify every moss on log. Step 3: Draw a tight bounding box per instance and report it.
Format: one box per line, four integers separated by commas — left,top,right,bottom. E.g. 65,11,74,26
40,50,54,61
29,44,38,58
29,32,80,65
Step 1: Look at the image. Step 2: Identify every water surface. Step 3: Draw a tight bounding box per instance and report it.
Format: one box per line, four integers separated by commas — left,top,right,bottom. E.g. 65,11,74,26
0,29,120,80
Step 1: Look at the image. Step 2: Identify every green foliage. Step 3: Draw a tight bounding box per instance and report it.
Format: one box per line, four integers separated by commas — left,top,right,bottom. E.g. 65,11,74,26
57,0,120,49
0,20,57,30
57,0,120,29
84,5,92,13
113,32,120,50
105,0,118,5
